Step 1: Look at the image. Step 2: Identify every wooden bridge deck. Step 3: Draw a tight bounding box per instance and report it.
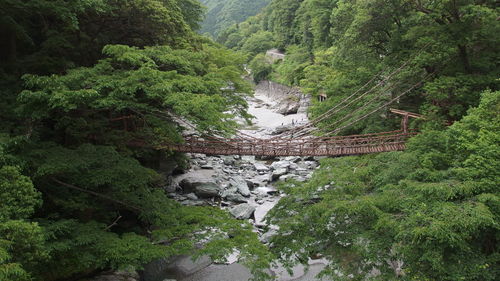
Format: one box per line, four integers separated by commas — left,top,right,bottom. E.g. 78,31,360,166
164,130,417,157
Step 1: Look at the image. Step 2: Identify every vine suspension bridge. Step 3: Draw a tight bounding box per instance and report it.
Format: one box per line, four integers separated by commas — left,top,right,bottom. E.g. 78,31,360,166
165,46,431,157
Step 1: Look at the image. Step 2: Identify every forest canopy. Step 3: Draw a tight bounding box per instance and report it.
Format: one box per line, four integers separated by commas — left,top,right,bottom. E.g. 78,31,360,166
1,0,499,281
216,0,499,280
219,0,499,134
0,1,272,280
199,0,271,38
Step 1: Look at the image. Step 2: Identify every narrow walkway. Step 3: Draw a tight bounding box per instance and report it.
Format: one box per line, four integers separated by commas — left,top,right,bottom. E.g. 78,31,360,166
164,130,417,156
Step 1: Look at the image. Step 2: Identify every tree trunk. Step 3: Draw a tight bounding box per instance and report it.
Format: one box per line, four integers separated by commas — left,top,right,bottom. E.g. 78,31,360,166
458,44,472,73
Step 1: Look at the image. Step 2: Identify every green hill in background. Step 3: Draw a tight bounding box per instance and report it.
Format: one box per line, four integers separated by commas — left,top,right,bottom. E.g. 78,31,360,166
199,0,270,38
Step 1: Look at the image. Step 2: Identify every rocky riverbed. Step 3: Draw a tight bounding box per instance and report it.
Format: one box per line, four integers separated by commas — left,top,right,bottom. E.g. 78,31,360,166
143,81,332,281
90,81,331,281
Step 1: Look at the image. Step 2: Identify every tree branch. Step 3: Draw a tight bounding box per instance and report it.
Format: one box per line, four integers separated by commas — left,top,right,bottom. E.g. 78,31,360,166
51,178,142,212
104,215,122,231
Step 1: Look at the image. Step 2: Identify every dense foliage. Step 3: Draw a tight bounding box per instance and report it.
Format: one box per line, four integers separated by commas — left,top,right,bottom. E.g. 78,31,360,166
268,90,499,280
219,0,499,134
2,1,499,281
216,1,499,280
0,1,272,280
199,0,271,38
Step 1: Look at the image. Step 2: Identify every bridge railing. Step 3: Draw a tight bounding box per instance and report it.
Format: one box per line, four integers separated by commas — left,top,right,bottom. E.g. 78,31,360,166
166,130,418,156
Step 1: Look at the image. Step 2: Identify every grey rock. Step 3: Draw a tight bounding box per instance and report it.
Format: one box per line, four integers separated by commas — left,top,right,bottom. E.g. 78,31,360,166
181,200,207,206
255,174,271,184
241,156,256,162
305,161,319,169
253,162,269,172
185,193,198,200
229,203,256,220
229,176,251,197
179,177,221,198
284,156,301,163
256,155,277,161
175,195,188,201
269,124,294,135
225,193,248,203
197,160,208,166
245,179,258,189
260,229,278,244
275,101,299,115
201,162,213,169
272,168,288,180
222,188,248,203
179,263,253,281
271,160,291,170
222,168,235,174
164,183,177,193
220,156,235,165
279,174,298,181
195,183,221,198
166,255,212,277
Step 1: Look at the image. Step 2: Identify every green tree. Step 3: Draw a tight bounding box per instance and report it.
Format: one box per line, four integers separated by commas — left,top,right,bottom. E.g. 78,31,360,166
267,90,500,280
241,31,275,57
199,0,271,38
249,54,273,82
0,1,274,279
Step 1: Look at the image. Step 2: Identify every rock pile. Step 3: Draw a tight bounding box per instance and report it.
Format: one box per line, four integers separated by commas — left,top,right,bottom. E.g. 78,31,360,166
167,154,318,221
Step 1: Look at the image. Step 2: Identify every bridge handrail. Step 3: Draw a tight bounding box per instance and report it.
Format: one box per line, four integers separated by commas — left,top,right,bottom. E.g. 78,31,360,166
180,131,416,144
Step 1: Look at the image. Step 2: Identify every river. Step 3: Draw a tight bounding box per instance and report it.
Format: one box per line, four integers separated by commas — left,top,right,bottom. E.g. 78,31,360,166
141,81,332,281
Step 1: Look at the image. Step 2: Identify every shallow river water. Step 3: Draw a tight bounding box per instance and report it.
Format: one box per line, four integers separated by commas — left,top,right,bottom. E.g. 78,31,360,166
142,81,332,281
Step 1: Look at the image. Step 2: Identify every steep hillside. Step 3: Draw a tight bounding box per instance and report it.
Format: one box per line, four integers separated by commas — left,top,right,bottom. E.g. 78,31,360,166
219,0,499,134
199,0,270,38
217,1,500,280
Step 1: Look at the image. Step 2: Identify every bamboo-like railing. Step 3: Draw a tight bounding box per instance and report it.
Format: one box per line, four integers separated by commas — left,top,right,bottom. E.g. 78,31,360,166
163,130,418,156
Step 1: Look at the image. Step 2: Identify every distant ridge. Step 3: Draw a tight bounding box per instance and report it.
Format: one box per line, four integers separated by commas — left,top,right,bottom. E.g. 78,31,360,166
199,0,270,38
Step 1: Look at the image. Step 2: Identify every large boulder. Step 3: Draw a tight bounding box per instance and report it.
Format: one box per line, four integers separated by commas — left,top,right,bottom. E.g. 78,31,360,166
229,203,256,220
194,183,221,198
179,177,221,198
253,162,270,172
220,155,235,165
255,174,271,185
269,124,294,135
272,168,288,180
165,255,212,277
274,99,300,115
229,176,251,197
245,178,262,189
222,188,248,203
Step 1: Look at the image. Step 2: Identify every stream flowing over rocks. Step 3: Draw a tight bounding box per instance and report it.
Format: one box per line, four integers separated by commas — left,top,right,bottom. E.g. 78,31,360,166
138,80,332,281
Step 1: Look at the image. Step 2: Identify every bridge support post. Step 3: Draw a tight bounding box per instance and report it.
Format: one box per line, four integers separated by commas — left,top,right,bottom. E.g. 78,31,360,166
391,108,423,134
402,114,409,133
